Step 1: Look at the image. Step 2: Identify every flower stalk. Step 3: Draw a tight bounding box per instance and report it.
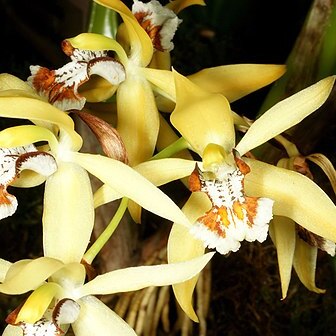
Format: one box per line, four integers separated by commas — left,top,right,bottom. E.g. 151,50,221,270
84,197,129,264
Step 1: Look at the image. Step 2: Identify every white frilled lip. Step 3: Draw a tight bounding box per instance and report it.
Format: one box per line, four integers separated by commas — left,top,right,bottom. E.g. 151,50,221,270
132,0,182,52
0,145,57,221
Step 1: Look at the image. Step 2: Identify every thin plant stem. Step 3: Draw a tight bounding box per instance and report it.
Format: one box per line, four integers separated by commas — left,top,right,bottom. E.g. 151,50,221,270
151,137,190,160
83,197,129,264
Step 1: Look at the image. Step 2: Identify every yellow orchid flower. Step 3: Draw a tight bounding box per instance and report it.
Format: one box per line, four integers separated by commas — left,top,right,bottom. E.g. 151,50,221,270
0,248,214,335
27,0,285,166
96,71,336,320
0,74,192,265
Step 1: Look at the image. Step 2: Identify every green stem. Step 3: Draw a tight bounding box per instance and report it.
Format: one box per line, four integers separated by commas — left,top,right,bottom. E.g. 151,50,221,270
317,1,336,78
83,197,129,264
87,2,119,38
151,137,190,160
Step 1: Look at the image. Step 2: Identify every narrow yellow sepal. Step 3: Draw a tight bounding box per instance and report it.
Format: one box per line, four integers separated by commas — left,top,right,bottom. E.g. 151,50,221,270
236,76,336,155
168,192,211,322
293,238,325,293
188,64,286,102
269,217,296,299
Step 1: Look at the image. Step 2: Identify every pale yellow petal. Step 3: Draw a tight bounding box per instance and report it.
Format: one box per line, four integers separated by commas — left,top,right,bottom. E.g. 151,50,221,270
245,158,336,242
188,64,286,103
71,152,190,226
117,76,159,165
66,32,128,65
269,216,296,299
94,159,194,222
94,184,122,208
135,158,195,186
141,68,176,102
0,257,64,294
0,96,82,151
77,252,214,297
166,0,205,13
168,192,211,322
0,125,58,152
2,325,23,336
128,199,142,224
171,70,235,156
0,258,12,282
51,262,86,289
11,171,47,188
16,282,61,324
73,296,137,336
43,162,94,263
236,76,335,155
0,73,36,93
79,76,119,102
149,50,171,70
293,238,325,293
94,0,153,66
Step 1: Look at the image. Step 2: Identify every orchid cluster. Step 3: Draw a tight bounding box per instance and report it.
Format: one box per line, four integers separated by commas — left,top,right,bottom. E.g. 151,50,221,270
0,0,336,335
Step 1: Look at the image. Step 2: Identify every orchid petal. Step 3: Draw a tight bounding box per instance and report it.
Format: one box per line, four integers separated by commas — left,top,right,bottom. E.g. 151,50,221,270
0,257,64,294
149,50,171,70
0,89,42,100
236,76,335,155
117,77,159,165
171,70,235,156
79,76,119,102
135,158,195,186
0,97,82,151
73,295,137,336
66,33,128,65
269,216,296,299
141,68,176,102
51,263,86,289
245,158,336,242
0,73,37,93
168,192,211,322
188,64,286,102
11,171,47,188
0,258,11,282
0,125,58,153
2,325,22,336
16,282,61,324
43,162,94,263
94,158,194,215
93,184,122,208
77,252,214,297
71,152,190,226
166,0,205,13
293,238,325,293
94,0,153,66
